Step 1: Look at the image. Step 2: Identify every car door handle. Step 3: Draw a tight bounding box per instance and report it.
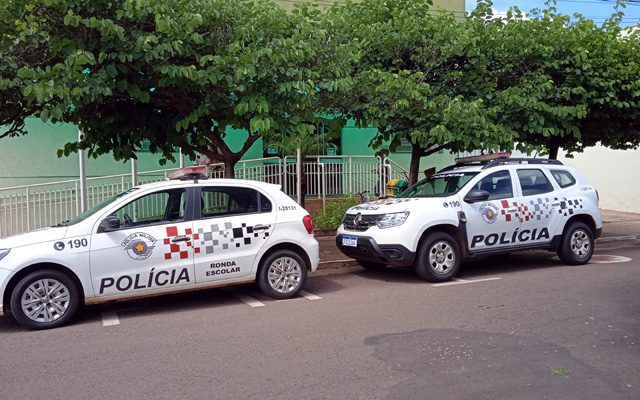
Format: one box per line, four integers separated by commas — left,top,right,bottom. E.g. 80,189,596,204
506,207,518,212
171,235,190,243
551,201,561,207
253,225,270,231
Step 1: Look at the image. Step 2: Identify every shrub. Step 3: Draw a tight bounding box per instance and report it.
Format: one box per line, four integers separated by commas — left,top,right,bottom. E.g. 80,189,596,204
312,197,358,231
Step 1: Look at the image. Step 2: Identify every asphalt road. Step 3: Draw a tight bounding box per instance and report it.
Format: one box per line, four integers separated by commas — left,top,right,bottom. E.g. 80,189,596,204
1,240,639,400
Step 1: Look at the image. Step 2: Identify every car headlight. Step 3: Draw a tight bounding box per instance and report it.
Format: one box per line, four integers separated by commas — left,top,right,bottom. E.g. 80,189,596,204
377,212,410,229
0,249,10,262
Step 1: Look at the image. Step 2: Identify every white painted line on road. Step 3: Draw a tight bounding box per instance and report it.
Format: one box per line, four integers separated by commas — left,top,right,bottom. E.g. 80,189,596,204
301,291,322,301
431,277,502,287
101,311,120,327
235,294,266,308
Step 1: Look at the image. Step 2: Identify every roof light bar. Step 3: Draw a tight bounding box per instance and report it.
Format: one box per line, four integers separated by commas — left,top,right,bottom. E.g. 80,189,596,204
168,166,209,181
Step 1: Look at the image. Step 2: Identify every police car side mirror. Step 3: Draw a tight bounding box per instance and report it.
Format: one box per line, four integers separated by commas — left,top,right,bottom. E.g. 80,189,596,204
464,189,490,203
98,216,121,233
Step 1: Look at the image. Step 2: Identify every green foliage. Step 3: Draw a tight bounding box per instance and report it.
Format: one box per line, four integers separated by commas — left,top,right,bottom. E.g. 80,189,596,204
329,0,516,183
471,0,640,158
2,0,639,175
312,197,357,231
0,0,351,176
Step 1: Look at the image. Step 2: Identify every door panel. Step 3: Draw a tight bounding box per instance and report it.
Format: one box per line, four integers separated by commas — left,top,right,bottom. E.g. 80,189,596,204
461,170,522,252
192,186,276,283
89,188,195,297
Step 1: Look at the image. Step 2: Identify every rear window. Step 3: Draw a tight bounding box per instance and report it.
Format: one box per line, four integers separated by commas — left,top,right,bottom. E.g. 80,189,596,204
550,170,577,188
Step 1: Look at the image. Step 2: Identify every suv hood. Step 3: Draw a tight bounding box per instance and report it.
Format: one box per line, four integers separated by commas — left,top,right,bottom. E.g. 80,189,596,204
346,197,430,214
0,226,69,249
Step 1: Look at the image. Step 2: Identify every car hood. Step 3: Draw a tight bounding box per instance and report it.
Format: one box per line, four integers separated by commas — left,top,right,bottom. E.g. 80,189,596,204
0,226,69,249
346,197,437,214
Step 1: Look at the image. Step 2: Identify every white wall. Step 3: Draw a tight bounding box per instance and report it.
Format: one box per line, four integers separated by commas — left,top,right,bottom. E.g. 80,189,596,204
558,146,640,213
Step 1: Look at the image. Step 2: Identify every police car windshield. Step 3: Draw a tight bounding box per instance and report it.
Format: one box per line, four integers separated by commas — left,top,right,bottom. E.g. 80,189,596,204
398,172,478,198
57,188,139,226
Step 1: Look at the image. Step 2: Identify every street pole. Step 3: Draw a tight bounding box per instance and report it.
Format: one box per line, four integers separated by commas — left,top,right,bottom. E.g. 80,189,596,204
131,158,138,187
179,148,185,168
296,148,302,205
78,129,87,212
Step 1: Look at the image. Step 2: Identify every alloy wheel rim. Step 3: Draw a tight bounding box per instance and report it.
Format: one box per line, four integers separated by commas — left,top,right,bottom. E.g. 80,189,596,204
570,229,591,259
267,257,302,294
21,278,71,323
429,241,455,274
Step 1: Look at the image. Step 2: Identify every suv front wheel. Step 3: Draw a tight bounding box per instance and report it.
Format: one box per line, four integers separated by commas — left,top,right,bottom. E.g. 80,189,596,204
558,222,594,265
415,232,461,282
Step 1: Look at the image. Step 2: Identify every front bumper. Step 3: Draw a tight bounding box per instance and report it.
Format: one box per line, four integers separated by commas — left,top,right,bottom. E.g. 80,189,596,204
336,235,415,267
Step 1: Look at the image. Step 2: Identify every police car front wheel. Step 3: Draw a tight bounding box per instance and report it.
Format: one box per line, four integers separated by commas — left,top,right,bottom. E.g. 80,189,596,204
10,269,80,330
258,250,307,300
558,222,594,265
415,232,461,282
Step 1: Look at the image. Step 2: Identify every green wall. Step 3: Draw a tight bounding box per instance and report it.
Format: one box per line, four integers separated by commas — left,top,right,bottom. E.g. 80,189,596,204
0,119,263,189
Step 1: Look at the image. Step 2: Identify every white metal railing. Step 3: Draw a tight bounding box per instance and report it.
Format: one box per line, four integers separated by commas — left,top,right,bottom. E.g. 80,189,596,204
0,156,407,238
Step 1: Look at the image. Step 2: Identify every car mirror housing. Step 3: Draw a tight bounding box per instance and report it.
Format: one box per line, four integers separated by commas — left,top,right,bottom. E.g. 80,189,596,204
98,216,121,233
464,189,490,203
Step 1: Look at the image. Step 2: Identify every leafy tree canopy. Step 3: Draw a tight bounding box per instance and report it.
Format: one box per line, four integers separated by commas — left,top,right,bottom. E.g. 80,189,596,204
0,0,351,176
329,0,515,183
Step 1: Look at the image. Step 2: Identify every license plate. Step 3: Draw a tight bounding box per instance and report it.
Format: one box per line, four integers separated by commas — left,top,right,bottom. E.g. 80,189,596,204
342,236,358,247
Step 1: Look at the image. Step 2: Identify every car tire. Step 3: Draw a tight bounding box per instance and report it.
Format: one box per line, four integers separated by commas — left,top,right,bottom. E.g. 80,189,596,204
258,250,307,300
415,232,461,282
10,269,80,330
357,260,387,271
557,222,594,265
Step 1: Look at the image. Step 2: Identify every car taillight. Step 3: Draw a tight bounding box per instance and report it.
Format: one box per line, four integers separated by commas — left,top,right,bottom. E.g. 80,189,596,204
302,215,313,234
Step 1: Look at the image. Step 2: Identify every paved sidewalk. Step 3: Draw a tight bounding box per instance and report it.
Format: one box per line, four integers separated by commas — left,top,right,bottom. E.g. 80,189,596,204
317,209,640,269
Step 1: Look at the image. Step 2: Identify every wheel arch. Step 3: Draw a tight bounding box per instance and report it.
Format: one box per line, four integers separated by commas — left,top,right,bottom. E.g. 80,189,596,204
257,242,313,272
2,263,85,314
417,223,467,257
555,214,598,249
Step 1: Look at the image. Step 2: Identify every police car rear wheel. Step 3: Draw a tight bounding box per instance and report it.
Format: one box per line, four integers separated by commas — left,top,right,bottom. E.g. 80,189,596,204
10,269,80,330
258,250,307,300
558,222,594,265
415,232,461,282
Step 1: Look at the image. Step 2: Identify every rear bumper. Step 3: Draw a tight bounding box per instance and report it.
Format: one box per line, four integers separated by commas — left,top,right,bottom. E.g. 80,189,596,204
336,235,414,267
300,235,320,272
594,227,603,239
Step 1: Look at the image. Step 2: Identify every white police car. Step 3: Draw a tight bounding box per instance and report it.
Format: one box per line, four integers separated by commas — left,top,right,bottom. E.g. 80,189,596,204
0,167,319,329
337,155,603,282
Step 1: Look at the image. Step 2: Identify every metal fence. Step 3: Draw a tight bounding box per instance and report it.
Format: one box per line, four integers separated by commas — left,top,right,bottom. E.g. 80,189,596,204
0,156,407,238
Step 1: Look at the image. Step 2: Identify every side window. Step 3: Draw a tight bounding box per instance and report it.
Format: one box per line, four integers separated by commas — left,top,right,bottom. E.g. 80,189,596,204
112,189,186,228
550,169,577,188
475,170,513,200
200,187,269,218
518,169,554,196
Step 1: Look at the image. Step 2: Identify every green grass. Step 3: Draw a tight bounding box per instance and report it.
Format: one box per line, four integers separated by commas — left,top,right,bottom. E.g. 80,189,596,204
550,367,571,377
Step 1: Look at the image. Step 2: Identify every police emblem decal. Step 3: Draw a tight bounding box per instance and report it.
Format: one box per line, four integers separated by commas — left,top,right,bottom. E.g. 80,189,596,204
122,232,157,260
480,202,499,224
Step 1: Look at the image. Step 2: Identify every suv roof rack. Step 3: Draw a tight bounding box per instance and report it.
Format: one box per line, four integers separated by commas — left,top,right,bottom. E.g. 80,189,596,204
482,158,563,169
437,154,563,173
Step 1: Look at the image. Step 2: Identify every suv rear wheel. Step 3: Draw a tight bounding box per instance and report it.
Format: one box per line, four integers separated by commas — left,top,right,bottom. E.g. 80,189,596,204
558,222,594,265
415,232,461,282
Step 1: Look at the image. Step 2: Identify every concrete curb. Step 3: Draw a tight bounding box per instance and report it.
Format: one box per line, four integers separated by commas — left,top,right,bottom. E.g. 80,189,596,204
596,235,640,244
317,259,358,270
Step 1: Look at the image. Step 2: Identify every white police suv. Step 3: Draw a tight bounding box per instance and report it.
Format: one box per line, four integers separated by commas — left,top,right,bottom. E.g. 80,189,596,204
0,167,319,329
337,155,603,282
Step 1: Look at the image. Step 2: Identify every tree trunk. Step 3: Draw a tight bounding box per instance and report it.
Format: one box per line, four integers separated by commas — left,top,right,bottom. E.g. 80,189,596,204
408,143,423,185
547,139,561,160
223,159,235,179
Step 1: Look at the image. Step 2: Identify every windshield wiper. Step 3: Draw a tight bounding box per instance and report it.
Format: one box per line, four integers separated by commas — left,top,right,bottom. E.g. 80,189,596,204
52,220,70,227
